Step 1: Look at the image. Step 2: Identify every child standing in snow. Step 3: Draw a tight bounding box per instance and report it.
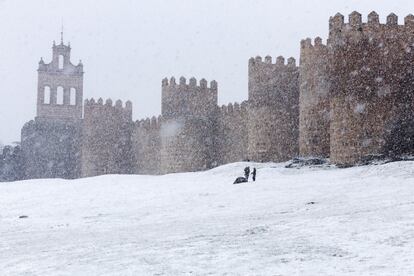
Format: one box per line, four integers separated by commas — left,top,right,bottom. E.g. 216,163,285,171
252,168,256,182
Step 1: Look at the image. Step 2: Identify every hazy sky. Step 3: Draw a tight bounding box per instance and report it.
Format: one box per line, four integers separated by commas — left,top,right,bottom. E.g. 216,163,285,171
0,0,413,144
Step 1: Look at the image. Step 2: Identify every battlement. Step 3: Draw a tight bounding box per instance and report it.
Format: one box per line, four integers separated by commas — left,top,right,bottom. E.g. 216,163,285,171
299,37,329,68
249,55,297,67
84,97,132,110
162,77,217,90
329,12,414,43
329,11,414,29
84,98,132,120
300,37,327,49
135,115,162,130
219,101,248,116
248,53,300,109
161,76,218,119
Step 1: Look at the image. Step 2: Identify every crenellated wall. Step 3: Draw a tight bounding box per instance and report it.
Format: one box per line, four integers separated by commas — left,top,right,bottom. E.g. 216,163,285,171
247,55,300,162
81,98,134,177
19,11,414,182
132,116,162,174
328,12,414,165
299,37,331,158
217,101,248,164
161,77,218,119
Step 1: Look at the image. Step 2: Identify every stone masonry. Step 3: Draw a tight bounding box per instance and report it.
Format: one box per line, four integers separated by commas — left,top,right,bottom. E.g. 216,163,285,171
16,11,414,181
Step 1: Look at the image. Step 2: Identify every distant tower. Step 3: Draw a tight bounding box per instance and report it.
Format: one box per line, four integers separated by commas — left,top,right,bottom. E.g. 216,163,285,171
37,37,84,121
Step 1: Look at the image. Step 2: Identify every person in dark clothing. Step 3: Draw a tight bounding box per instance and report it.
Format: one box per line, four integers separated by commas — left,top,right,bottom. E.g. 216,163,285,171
244,166,250,181
252,168,256,182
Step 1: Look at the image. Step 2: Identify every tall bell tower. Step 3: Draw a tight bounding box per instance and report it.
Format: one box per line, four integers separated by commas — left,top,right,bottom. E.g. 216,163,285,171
21,33,84,180
36,33,84,121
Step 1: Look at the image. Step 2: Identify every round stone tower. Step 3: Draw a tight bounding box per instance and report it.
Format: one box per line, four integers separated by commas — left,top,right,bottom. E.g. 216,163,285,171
328,11,414,165
247,56,300,162
160,77,218,173
299,37,331,158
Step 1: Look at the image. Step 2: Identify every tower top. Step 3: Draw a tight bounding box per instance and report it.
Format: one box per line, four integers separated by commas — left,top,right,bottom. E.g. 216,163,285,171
36,35,84,121
61,25,63,44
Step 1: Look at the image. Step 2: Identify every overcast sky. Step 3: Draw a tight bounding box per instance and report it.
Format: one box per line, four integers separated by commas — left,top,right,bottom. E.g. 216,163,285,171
0,0,413,144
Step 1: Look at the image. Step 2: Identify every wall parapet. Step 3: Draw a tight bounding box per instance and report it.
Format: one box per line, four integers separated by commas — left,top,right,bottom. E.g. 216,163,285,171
328,11,414,47
162,76,218,90
219,101,248,117
249,55,297,68
135,115,162,130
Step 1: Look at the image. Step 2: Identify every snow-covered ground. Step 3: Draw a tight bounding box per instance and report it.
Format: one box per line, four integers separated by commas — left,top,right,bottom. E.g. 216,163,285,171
1,161,414,275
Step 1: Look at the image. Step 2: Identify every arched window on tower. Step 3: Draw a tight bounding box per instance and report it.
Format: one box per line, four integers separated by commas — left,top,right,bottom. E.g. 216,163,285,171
43,86,51,104
70,88,76,105
57,86,64,105
58,55,64,69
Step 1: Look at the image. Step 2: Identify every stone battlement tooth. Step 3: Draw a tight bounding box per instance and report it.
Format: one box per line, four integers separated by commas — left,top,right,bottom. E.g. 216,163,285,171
233,102,240,112
115,100,123,108
276,56,285,65
200,78,207,88
125,100,132,110
405,14,414,27
314,37,323,46
387,13,398,26
329,12,344,31
189,77,197,86
349,11,362,27
151,116,158,127
240,101,248,112
287,57,296,67
210,80,218,90
368,11,379,25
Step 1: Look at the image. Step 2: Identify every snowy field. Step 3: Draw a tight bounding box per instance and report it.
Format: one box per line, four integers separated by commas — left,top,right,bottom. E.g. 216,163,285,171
1,161,414,275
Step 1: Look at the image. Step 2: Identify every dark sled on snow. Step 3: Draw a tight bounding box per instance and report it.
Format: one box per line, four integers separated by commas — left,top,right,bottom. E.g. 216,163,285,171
233,176,248,184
